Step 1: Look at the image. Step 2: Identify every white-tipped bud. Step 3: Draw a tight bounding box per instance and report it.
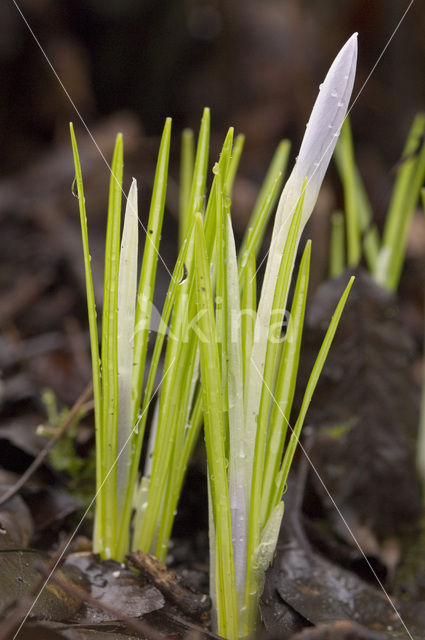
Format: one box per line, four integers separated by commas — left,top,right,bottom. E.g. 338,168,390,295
246,35,358,470
275,32,358,236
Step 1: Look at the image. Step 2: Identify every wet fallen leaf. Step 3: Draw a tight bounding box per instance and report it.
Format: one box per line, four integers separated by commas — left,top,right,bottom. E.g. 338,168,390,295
17,621,137,640
65,552,165,624
261,484,425,640
290,619,393,640
0,549,85,620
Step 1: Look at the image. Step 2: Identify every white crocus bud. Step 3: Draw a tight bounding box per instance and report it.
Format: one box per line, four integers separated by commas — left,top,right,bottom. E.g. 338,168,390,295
245,33,358,467
275,32,358,248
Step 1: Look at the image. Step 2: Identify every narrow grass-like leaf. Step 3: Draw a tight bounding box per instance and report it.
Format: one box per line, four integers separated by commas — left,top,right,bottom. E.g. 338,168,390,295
334,119,361,267
145,130,238,557
131,118,171,426
121,221,194,555
278,276,355,493
224,133,245,197
241,237,256,391
334,118,380,272
152,288,200,559
187,107,210,220
155,376,202,557
204,128,234,256
134,236,196,554
380,113,425,290
247,182,306,471
243,185,306,635
138,119,231,556
115,119,171,559
238,172,282,286
253,500,284,597
133,118,232,554
329,211,345,277
261,241,311,527
238,140,291,266
179,128,195,247
101,133,123,557
69,124,103,553
194,212,239,640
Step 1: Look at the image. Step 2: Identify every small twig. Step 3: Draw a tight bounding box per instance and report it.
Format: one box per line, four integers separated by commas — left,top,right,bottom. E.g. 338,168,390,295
0,382,93,507
127,551,211,620
34,562,165,640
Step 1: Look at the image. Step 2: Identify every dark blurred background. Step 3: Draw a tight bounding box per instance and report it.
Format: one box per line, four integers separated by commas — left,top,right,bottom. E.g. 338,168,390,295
1,0,424,171
0,0,424,405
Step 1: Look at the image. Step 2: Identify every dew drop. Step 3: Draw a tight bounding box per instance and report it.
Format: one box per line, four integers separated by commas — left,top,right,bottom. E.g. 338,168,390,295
71,177,78,198
178,263,188,285
338,100,344,108
331,90,338,98
319,83,324,90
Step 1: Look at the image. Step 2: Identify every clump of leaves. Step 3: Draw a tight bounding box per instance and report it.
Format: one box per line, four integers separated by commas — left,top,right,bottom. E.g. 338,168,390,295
71,32,357,640
194,34,357,640
70,106,291,564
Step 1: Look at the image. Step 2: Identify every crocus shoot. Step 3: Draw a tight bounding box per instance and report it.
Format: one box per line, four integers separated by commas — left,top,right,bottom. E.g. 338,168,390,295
195,33,357,640
70,115,211,561
70,108,289,564
71,31,357,640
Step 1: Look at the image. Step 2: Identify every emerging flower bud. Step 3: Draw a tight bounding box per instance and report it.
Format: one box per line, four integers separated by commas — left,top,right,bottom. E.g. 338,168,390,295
275,32,358,239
